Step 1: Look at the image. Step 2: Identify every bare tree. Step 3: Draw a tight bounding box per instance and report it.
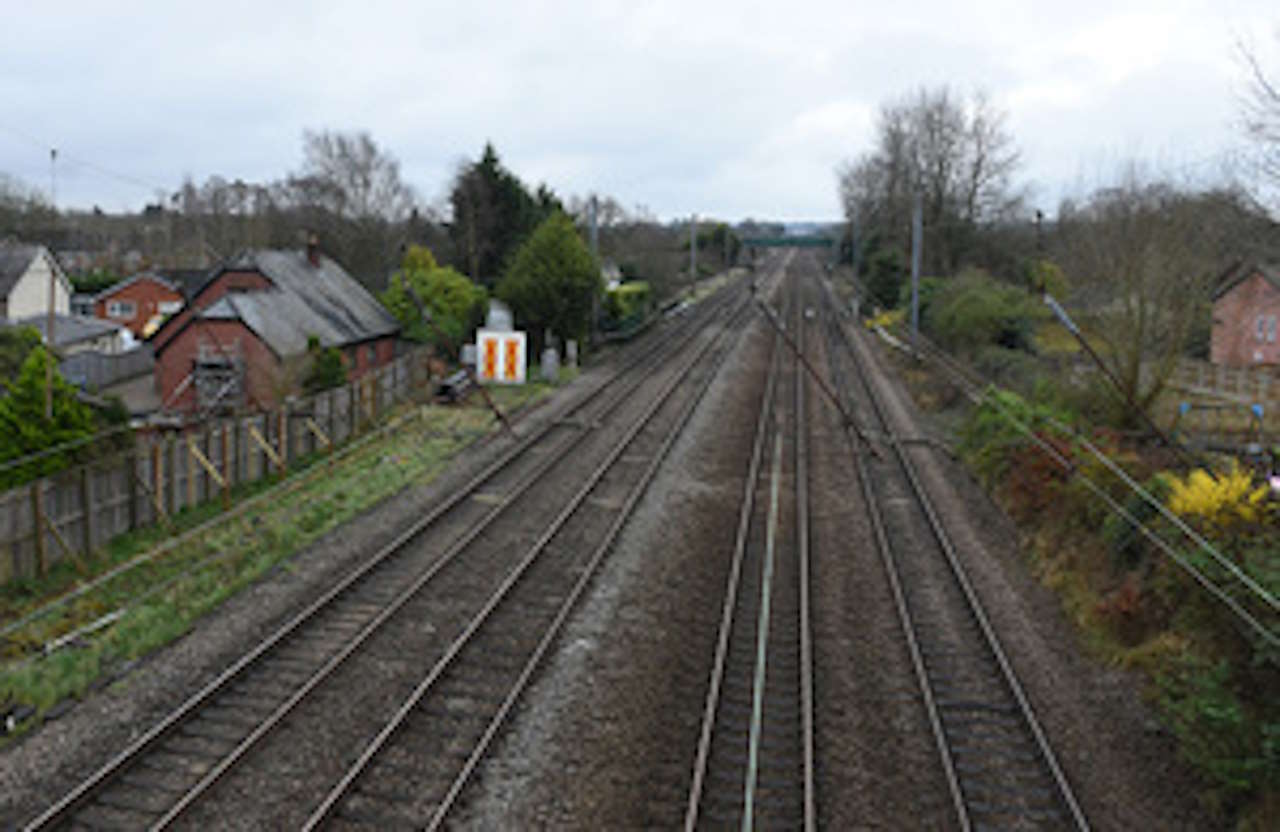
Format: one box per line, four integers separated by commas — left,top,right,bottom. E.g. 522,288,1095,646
1056,172,1247,420
292,130,416,222
836,86,1023,275
1240,31,1280,191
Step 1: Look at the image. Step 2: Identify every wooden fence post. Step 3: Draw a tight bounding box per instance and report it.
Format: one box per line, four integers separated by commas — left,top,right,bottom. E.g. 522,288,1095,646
168,435,180,516
350,380,359,437
126,449,139,531
31,481,46,576
328,388,338,449
278,407,289,473
152,441,166,523
80,465,94,556
222,423,232,510
186,433,197,509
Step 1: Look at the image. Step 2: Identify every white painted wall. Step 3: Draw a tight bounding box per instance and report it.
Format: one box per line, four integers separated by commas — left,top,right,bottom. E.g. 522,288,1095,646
7,249,71,321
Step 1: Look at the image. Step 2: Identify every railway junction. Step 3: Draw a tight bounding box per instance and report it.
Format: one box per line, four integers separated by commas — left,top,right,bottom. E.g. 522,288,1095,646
3,250,1211,829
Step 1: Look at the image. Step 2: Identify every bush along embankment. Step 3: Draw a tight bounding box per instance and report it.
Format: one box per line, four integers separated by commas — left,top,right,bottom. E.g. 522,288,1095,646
957,387,1279,826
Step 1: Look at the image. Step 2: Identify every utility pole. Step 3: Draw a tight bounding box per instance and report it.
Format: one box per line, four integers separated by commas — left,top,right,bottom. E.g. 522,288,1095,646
589,195,599,345
690,213,697,295
45,148,58,421
588,194,599,259
910,190,922,353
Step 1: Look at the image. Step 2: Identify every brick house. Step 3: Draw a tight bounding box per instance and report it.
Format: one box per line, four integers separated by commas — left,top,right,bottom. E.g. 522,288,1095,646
151,245,400,413
92,272,185,338
1211,263,1280,367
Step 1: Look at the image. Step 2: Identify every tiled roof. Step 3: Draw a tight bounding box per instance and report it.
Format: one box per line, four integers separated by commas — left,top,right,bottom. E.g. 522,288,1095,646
0,242,40,299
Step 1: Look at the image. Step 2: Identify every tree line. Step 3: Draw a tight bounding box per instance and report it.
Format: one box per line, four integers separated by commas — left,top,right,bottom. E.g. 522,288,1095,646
838,78,1280,425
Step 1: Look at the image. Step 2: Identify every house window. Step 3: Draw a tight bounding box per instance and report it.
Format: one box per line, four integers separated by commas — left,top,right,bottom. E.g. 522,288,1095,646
1269,315,1278,344
367,344,377,365
107,300,136,319
158,300,182,315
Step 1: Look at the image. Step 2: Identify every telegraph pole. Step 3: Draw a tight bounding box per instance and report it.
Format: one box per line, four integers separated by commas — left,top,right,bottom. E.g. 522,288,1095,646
910,190,922,353
589,195,599,346
45,148,57,421
690,213,697,294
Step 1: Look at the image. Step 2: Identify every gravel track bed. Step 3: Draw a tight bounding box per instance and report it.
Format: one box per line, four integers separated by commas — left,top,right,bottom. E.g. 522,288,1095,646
173,319,738,829
840,279,1213,829
803,300,955,830
452,301,776,829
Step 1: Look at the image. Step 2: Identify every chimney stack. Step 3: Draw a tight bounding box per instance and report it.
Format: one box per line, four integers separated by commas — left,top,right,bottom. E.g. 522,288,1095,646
306,234,321,267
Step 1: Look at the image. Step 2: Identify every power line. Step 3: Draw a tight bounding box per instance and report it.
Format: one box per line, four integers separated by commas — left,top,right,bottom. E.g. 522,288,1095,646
0,122,171,199
868,316,1279,647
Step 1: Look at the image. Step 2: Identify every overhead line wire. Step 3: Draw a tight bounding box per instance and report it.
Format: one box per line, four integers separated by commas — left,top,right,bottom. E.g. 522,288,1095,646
858,305,1278,647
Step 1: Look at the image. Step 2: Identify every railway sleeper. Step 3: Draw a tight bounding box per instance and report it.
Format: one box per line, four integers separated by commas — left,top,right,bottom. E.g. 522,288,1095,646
89,783,172,815
117,768,190,795
332,798,420,831
73,802,152,830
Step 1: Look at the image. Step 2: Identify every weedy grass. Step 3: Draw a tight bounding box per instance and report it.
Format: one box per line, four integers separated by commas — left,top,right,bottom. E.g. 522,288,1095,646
0,383,562,737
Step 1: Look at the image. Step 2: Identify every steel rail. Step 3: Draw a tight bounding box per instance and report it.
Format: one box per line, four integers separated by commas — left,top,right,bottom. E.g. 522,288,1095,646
817,271,1089,830
24,279,747,832
795,283,817,832
422,295,756,831
684,298,783,831
812,282,967,827
302,288,754,830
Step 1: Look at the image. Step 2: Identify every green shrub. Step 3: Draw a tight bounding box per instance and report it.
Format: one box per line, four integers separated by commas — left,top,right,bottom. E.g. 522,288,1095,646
865,247,904,310
925,269,1043,354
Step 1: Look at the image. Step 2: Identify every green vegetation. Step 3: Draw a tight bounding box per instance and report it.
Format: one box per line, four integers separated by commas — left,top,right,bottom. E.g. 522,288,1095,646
381,245,487,353
302,335,348,394
0,326,42,379
951,386,1280,825
68,269,122,296
0,348,98,487
498,212,602,348
924,269,1043,354
603,281,651,332
449,142,563,288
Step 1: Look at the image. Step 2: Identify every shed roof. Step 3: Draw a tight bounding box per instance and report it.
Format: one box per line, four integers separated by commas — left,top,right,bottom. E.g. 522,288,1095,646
224,249,398,344
14,313,125,348
152,248,398,356
199,290,373,357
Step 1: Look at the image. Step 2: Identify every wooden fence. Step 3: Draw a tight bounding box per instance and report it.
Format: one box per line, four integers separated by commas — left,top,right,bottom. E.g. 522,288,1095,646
0,349,433,583
1163,359,1280,447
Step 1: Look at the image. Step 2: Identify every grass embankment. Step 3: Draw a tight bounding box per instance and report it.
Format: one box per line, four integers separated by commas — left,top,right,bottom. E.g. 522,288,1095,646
0,377,561,736
883,341,1279,829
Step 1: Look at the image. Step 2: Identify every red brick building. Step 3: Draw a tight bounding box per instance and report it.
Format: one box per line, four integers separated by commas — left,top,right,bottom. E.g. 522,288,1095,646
151,247,400,413
93,272,185,337
1211,263,1280,368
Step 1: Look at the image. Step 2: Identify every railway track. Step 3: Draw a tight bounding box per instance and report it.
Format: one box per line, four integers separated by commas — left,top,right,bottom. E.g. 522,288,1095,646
22,263,763,831
301,269,760,832
685,265,815,831
811,262,1088,831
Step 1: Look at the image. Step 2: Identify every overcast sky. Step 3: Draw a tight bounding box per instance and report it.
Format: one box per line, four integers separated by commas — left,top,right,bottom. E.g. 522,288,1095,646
1,1,1276,222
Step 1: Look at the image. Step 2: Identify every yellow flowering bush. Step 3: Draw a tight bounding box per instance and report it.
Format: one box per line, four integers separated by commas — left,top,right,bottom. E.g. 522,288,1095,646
864,308,905,331
1164,463,1269,527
